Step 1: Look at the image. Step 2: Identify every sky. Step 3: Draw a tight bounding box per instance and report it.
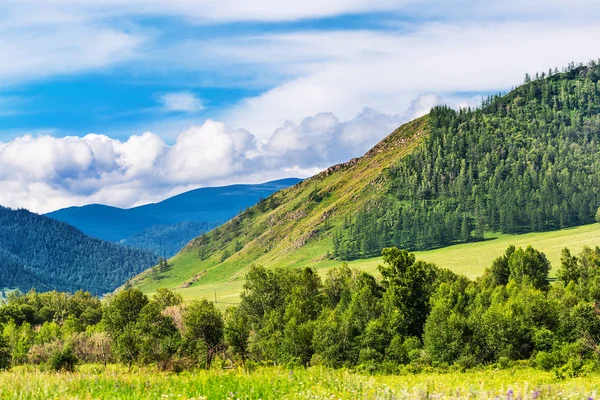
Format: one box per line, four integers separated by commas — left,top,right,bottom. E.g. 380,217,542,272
1,0,600,213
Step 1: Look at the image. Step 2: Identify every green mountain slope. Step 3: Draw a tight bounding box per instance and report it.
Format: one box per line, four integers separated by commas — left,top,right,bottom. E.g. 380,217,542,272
133,62,600,299
132,117,428,294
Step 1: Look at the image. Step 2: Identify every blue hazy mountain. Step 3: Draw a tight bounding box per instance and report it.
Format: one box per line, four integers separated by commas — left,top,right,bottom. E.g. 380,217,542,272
46,178,301,256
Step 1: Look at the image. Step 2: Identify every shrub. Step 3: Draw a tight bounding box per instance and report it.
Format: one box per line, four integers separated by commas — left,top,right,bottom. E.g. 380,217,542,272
534,351,559,371
28,340,62,365
48,347,78,372
456,353,478,371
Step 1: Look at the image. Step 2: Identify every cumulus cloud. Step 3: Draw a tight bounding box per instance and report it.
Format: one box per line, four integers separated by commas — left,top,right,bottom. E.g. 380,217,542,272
0,108,416,213
158,92,204,113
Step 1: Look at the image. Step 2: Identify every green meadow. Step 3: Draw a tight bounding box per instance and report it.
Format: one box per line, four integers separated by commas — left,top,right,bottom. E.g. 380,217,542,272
139,223,600,305
1,365,599,400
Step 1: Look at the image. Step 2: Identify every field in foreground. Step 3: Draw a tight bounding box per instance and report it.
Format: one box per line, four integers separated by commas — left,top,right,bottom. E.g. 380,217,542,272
0,365,599,399
143,223,600,305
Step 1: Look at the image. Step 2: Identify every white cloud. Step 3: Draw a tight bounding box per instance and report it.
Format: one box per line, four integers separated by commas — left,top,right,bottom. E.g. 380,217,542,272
211,22,600,137
5,0,600,27
0,22,142,85
158,92,204,113
0,108,411,213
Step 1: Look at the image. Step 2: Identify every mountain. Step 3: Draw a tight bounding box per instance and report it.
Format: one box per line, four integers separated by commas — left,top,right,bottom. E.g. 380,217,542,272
132,61,600,298
46,178,301,256
0,206,157,294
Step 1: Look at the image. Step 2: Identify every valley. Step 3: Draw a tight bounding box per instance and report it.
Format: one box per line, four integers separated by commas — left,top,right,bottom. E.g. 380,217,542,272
4,3,600,397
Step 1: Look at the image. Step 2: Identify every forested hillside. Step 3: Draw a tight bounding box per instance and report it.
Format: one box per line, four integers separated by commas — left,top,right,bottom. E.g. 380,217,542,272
133,61,600,297
121,221,217,257
334,64,600,259
0,207,157,294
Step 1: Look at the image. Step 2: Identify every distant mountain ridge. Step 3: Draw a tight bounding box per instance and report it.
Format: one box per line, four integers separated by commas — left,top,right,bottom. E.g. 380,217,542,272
0,206,156,294
46,178,301,256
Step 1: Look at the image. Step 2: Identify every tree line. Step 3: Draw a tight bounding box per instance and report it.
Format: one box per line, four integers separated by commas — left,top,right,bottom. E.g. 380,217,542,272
334,61,600,260
1,245,599,376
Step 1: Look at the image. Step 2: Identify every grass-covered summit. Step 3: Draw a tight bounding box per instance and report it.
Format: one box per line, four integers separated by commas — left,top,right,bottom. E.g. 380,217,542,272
133,61,600,298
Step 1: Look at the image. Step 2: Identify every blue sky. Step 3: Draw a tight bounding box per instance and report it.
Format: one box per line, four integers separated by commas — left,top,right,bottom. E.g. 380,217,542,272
0,10,415,141
1,0,600,213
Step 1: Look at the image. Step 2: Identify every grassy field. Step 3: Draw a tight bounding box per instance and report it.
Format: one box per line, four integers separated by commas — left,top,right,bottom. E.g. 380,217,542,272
139,223,600,305
0,365,599,399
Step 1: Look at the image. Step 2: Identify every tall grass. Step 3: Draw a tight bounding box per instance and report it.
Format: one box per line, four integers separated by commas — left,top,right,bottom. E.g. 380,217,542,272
0,365,599,399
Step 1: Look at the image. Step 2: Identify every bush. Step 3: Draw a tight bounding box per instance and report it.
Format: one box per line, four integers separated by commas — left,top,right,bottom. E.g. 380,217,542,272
553,358,582,380
48,347,78,372
28,340,62,365
456,354,478,371
403,337,423,363
534,351,560,371
533,328,555,352
358,348,383,365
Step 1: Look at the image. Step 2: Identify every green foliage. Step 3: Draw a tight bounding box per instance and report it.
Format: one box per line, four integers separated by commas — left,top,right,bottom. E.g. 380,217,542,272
102,289,149,337
153,288,183,310
48,346,78,372
182,299,223,368
1,245,600,375
379,247,443,337
335,62,600,260
507,245,551,290
489,245,515,286
0,206,157,294
136,302,181,369
114,324,140,368
556,246,600,301
0,335,10,370
424,289,468,364
224,306,250,363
